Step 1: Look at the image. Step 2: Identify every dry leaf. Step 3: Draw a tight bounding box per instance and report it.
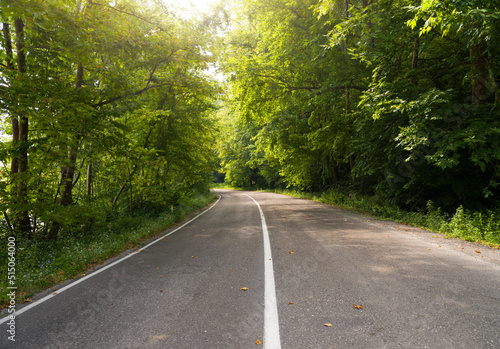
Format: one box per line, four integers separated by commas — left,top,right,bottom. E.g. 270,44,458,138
25,298,33,303
353,304,363,309
288,302,293,305
289,251,294,254
160,290,163,292
52,292,58,295
240,287,249,291
475,250,481,253
256,339,262,345
156,267,159,269
323,323,333,327
160,275,164,278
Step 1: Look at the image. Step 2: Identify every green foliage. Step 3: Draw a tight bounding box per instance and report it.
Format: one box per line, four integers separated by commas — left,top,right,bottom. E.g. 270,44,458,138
218,0,499,213
0,0,221,239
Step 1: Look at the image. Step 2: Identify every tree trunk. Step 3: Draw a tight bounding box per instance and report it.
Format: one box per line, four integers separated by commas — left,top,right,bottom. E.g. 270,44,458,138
470,43,488,105
411,36,419,86
59,146,78,206
344,0,350,112
49,63,84,239
2,21,20,207
86,163,92,197
487,51,498,105
58,64,84,207
14,18,30,236
112,183,127,206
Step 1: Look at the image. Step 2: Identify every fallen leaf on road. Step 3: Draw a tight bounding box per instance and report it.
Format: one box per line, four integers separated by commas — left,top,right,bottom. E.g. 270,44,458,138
156,267,159,269
256,339,262,345
353,304,363,309
240,287,249,291
323,323,333,327
52,292,57,295
475,250,481,253
289,251,294,254
160,290,163,292
160,275,164,278
25,298,33,303
288,302,293,305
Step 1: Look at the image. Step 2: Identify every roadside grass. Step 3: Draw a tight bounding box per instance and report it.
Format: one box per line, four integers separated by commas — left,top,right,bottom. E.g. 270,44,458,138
270,188,500,249
0,191,217,308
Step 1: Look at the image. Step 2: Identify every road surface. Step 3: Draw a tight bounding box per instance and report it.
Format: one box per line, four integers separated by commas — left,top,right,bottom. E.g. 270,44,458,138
1,189,500,348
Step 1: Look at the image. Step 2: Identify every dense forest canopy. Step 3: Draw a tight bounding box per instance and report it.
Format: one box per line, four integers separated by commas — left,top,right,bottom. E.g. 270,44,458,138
217,0,500,212
0,0,221,238
1,0,499,240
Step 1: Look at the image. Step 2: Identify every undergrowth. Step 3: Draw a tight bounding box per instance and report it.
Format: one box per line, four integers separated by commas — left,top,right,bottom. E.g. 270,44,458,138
0,191,217,308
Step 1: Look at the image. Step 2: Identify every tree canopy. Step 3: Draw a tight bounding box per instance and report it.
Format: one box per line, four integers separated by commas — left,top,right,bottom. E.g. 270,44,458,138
217,0,500,211
1,0,499,240
1,0,220,238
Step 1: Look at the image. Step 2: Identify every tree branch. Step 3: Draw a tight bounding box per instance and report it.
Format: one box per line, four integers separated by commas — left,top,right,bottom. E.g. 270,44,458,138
92,82,176,108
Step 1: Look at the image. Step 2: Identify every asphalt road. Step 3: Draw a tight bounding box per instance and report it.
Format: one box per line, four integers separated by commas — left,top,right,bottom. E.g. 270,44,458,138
1,189,500,348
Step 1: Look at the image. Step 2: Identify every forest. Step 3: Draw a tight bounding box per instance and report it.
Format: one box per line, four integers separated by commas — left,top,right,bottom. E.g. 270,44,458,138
0,0,499,303
218,0,499,214
1,0,220,239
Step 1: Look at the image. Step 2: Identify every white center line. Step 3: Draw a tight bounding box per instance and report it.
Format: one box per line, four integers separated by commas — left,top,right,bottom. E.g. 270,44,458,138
0,195,222,324
246,194,282,349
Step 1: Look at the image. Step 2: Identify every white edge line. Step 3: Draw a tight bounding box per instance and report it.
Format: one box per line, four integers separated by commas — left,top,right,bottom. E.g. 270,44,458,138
0,194,222,324
245,194,282,349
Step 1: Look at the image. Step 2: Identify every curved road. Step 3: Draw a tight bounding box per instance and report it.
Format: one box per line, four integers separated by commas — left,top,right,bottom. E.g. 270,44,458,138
1,189,500,348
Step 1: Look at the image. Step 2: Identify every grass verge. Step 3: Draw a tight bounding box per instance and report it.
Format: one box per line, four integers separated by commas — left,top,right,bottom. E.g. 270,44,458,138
0,191,217,309
271,188,500,249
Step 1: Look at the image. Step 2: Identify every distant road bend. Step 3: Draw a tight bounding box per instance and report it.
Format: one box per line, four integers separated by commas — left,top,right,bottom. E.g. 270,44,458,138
1,189,500,348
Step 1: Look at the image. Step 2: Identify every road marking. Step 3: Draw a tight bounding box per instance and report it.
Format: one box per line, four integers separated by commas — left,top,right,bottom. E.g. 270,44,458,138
246,194,282,349
0,195,222,324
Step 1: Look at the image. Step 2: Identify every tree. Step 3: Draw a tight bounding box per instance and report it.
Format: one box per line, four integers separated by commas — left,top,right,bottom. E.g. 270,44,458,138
0,0,220,239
